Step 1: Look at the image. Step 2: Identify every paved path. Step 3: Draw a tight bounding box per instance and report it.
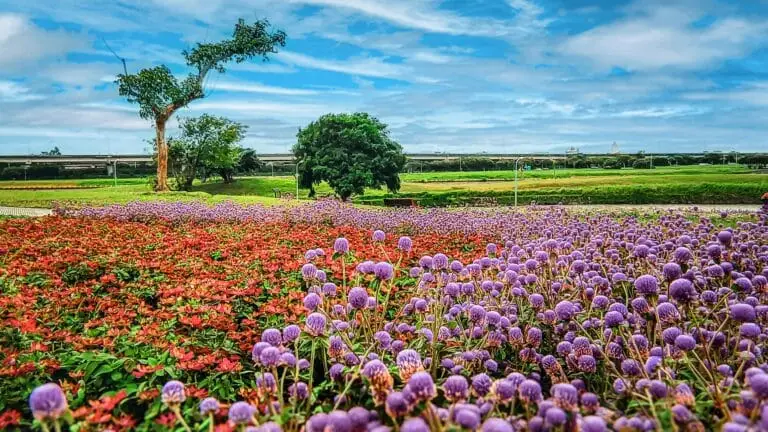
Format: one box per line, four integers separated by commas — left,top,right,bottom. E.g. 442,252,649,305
0,206,53,217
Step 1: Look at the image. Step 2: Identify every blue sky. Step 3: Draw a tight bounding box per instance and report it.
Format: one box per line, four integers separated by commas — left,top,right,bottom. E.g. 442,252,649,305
1,0,767,155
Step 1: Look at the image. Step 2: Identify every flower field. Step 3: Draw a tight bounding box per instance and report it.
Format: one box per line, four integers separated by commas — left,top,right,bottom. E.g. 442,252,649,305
2,202,768,431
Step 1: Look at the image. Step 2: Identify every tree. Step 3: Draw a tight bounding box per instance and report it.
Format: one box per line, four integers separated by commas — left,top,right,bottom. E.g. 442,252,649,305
41,147,61,156
237,148,262,174
168,115,247,190
293,113,406,201
116,19,286,191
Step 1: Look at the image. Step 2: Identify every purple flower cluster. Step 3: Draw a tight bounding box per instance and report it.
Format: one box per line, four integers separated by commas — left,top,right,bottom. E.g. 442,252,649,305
38,203,768,431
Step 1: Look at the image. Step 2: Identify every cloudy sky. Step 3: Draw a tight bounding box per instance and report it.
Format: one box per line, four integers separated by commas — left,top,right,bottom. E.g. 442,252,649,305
1,0,767,155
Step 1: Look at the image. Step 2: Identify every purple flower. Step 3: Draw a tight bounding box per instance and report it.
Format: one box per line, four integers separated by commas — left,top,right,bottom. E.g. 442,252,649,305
402,418,429,432
674,334,697,351
406,371,436,401
29,383,68,421
634,275,659,295
261,328,282,346
731,303,756,322
161,380,186,405
397,236,413,252
326,410,352,432
396,349,424,380
199,397,220,415
603,311,624,328
305,312,327,336
260,346,281,367
482,418,513,432
433,253,448,270
518,379,542,404
302,263,318,280
304,293,322,311
374,262,394,280
289,382,309,400
717,230,733,246
455,408,481,430
669,279,696,303
283,325,301,343
472,373,493,397
348,287,369,309
228,401,255,425
673,247,692,263
385,392,410,418
372,230,386,242
581,416,607,432
748,372,768,399
334,237,349,254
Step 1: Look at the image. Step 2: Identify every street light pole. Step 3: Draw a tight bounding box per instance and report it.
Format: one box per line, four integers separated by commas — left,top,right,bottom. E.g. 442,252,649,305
514,157,522,207
295,162,301,200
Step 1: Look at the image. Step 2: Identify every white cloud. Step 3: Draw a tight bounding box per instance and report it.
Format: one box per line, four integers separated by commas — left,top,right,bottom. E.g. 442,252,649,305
561,6,768,70
0,13,88,72
0,81,44,102
277,51,413,80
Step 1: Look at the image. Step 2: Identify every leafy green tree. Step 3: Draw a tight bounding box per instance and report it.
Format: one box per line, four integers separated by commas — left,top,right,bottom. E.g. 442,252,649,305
237,148,262,174
169,115,247,190
293,113,406,201
116,19,285,191
40,147,61,156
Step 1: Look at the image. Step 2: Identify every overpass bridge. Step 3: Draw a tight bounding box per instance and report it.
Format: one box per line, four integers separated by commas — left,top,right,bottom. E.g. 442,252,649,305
0,153,575,166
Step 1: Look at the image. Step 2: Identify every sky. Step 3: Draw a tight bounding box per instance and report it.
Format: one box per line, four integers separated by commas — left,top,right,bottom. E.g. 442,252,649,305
1,0,767,155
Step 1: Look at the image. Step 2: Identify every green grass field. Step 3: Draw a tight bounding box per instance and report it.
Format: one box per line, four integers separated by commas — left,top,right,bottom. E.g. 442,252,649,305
0,165,764,208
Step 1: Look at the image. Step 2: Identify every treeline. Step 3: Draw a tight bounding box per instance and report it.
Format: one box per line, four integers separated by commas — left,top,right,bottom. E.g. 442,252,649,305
406,153,768,172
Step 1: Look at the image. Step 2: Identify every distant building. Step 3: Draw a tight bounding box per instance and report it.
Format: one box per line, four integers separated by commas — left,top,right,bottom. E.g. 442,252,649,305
566,146,579,155
610,142,620,154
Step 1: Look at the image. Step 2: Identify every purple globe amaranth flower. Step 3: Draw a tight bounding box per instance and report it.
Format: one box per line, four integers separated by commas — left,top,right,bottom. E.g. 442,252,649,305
304,293,322,311
372,230,386,242
402,417,429,432
441,374,468,402
604,311,624,328
662,262,682,281
283,324,301,343
199,397,220,415
322,282,338,297
518,379,542,404
288,382,309,400
581,416,607,432
454,407,481,430
669,279,696,303
673,247,693,263
374,262,394,280
261,328,282,346
161,380,186,405
553,300,576,321
260,346,281,367
471,373,493,397
674,334,697,351
348,287,369,309
229,401,256,425
334,237,349,254
657,302,680,323
407,371,436,401
717,230,733,246
748,372,768,399
396,349,424,380
302,263,318,280
29,383,68,421
482,418,513,432
325,410,352,432
634,275,659,296
384,392,410,418
433,253,448,270
731,303,756,322
551,383,579,411
397,236,413,252
305,312,327,336
577,355,597,373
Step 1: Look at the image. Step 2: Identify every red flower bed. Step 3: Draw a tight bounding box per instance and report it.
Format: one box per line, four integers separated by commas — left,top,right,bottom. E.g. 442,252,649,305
0,216,487,429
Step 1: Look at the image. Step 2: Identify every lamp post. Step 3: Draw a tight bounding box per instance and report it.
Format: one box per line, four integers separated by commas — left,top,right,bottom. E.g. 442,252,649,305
295,161,301,200
514,157,523,207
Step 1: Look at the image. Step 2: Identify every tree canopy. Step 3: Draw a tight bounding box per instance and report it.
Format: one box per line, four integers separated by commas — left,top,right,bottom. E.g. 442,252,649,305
293,113,406,201
116,18,285,191
168,115,247,189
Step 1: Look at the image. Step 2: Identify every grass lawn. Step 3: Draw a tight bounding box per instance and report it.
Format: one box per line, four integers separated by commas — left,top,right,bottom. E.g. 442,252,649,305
0,165,764,208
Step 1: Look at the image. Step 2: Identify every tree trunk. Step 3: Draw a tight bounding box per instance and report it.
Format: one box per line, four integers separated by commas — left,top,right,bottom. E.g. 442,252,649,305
155,119,170,192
